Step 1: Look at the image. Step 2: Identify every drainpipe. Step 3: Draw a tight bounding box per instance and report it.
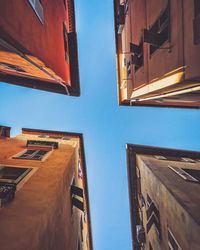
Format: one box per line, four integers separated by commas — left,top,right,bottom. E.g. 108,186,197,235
0,38,70,95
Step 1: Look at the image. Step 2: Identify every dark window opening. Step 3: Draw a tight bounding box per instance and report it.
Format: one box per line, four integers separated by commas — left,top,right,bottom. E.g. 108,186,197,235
63,23,70,63
126,60,132,79
168,229,181,250
146,194,161,238
130,42,144,71
64,0,66,9
117,4,125,34
27,140,58,149
71,184,84,212
194,0,200,44
149,242,154,250
169,166,200,183
194,0,200,17
15,149,48,160
144,1,170,55
182,168,200,182
0,127,10,138
124,0,129,15
0,62,26,73
0,166,32,184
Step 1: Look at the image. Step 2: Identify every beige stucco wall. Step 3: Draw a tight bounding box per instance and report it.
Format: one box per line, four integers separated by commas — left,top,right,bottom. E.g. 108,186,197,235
0,132,90,250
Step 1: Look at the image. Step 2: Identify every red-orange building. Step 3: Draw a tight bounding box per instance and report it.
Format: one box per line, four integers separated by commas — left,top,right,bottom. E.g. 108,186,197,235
0,126,93,250
0,0,80,96
114,0,200,108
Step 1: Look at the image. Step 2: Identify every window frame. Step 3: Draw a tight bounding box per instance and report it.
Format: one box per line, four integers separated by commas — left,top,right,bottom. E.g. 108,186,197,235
144,1,170,56
12,148,51,161
168,228,182,250
63,23,70,63
168,165,200,183
193,0,200,44
28,0,44,24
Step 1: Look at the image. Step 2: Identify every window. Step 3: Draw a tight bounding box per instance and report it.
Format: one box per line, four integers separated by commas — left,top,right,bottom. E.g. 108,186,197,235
63,23,70,63
0,126,10,138
117,4,125,34
71,183,84,212
154,155,197,163
194,0,200,44
130,42,144,71
169,166,200,183
27,140,58,149
124,0,129,15
144,1,170,55
28,0,44,24
149,242,154,250
168,229,182,250
154,155,167,160
0,166,32,184
146,194,161,238
126,60,132,79
64,0,66,9
14,149,48,160
0,62,26,73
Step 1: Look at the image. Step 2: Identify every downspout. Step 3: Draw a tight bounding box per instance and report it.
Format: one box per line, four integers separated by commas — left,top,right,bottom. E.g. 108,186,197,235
0,38,70,95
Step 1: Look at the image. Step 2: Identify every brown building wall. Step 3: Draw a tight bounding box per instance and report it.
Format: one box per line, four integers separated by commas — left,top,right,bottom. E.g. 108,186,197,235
114,0,200,107
146,0,184,83
136,155,200,250
184,0,200,80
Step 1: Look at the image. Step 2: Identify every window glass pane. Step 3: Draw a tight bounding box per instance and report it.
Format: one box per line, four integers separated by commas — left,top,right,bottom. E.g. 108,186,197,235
0,167,30,181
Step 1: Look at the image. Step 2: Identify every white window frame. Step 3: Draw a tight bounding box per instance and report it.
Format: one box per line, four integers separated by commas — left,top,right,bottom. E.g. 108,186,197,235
168,165,199,183
168,228,182,250
12,148,52,162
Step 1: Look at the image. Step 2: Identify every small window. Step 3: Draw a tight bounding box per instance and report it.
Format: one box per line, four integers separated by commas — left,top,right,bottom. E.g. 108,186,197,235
28,0,44,24
124,0,129,15
194,0,200,17
144,1,170,55
126,60,132,79
193,0,200,44
168,229,182,250
63,23,70,63
117,4,125,34
71,183,84,212
154,155,167,160
130,42,144,71
27,140,58,149
64,0,66,9
14,149,48,160
149,242,153,250
0,62,26,73
0,166,32,184
169,166,200,183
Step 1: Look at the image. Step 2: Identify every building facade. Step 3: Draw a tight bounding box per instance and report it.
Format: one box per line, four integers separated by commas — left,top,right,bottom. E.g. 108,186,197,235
0,126,93,250
127,144,200,250
0,0,80,96
114,0,200,108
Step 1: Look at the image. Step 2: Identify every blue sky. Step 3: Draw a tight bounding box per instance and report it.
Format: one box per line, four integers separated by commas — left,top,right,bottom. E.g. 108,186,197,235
1,1,200,249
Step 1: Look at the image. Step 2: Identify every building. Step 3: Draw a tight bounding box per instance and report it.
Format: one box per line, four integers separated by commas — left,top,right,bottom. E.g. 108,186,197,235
126,144,200,250
0,0,80,96
114,0,200,108
0,126,93,250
